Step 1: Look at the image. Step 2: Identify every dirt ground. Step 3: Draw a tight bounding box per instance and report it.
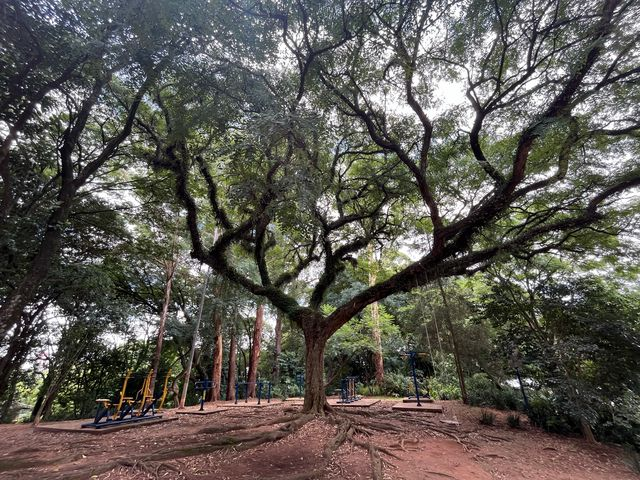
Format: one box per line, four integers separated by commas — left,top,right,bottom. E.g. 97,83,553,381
0,400,638,480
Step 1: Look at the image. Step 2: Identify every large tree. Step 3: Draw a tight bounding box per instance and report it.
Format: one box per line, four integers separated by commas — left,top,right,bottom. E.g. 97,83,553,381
147,0,638,413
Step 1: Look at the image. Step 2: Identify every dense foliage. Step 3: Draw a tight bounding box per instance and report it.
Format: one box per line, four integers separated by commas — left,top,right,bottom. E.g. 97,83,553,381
0,0,638,451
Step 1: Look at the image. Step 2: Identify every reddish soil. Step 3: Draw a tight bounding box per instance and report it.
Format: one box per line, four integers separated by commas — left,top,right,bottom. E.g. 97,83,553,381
0,400,637,480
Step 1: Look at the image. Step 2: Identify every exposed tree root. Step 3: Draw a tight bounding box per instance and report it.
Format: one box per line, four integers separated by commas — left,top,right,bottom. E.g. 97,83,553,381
197,413,300,435
41,414,314,480
35,407,484,480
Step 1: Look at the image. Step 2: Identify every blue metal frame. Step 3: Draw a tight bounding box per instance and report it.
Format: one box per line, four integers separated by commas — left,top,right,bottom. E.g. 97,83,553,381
336,376,360,403
295,373,305,397
195,379,215,410
406,351,422,406
234,380,272,404
81,399,158,429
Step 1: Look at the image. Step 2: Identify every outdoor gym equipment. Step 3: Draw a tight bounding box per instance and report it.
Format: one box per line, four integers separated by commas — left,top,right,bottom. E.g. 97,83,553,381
234,380,272,404
81,369,171,429
195,379,215,410
295,373,305,397
403,351,431,407
337,376,360,403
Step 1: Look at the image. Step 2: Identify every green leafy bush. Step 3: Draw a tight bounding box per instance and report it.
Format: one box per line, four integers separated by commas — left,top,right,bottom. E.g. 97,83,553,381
428,376,461,400
527,392,578,435
467,373,520,410
356,383,384,397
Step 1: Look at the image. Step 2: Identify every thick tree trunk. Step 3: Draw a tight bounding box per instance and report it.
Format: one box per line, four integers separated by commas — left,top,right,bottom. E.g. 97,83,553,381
302,331,328,414
247,304,263,397
225,328,237,401
437,279,468,404
210,309,223,402
150,260,177,395
272,311,283,384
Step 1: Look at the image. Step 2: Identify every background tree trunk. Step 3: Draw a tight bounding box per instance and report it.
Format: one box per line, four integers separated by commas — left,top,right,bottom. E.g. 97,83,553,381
210,309,223,402
150,259,177,395
272,311,283,385
437,279,468,404
580,417,597,443
247,304,263,397
178,269,210,408
369,246,384,387
225,328,237,400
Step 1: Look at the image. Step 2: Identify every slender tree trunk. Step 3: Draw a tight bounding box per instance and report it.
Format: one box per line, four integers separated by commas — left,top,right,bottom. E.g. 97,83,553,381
369,246,384,386
178,269,210,408
436,279,468,404
225,328,237,401
32,329,87,425
580,417,597,443
210,309,223,402
272,311,283,384
0,201,71,337
0,320,28,394
150,259,177,395
247,304,263,397
1,371,20,422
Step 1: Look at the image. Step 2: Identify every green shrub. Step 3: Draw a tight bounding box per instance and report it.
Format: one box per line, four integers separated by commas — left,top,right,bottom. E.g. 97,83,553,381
507,414,521,428
527,392,578,435
467,373,521,411
428,377,461,400
356,383,384,397
479,410,496,425
382,372,412,397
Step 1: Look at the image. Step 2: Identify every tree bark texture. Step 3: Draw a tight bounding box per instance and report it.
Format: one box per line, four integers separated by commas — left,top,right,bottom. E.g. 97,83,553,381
247,304,263,397
302,330,328,414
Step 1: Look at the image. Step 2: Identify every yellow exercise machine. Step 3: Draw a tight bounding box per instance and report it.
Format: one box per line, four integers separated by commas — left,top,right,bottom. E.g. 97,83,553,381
82,369,172,430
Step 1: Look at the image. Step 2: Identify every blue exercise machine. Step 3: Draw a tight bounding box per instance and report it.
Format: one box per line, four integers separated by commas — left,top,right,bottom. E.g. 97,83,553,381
234,380,272,404
337,376,360,403
404,351,433,407
295,373,305,397
195,379,215,410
